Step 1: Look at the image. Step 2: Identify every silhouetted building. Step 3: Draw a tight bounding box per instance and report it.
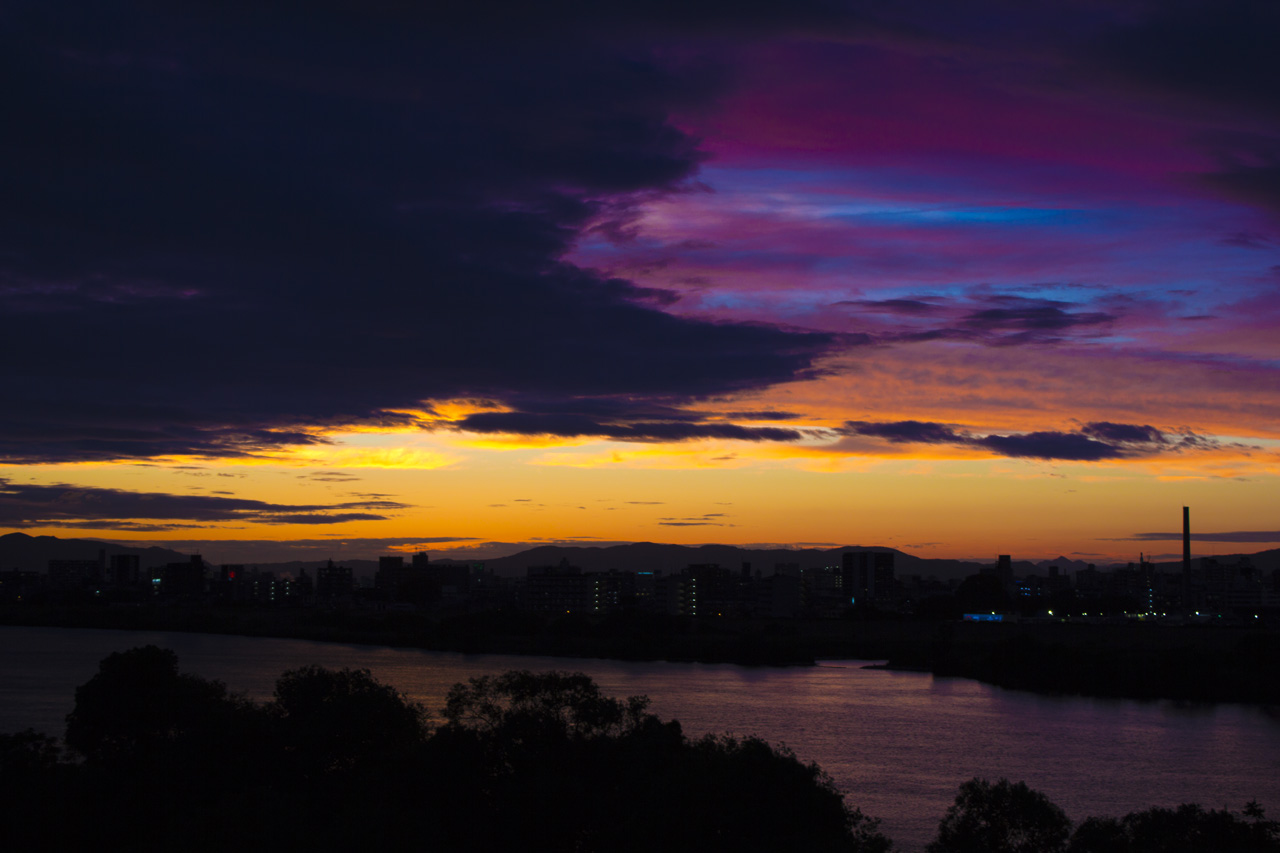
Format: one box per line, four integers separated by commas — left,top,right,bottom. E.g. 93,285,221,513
0,570,40,602
108,554,140,586
759,571,803,618
161,555,205,597
800,566,846,616
316,560,354,599
585,570,636,612
841,551,895,604
679,564,749,616
375,555,409,600
525,559,588,612
996,555,1013,588
210,564,247,601
47,558,101,591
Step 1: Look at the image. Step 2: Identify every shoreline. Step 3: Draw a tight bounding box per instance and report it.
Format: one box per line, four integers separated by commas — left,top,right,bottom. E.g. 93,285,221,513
4,603,1278,704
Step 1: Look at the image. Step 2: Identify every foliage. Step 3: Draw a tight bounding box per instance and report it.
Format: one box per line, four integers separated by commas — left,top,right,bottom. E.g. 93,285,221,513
271,664,428,774
63,645,244,766
6,650,899,852
953,574,1014,613
23,647,1280,853
439,670,894,853
929,777,1071,853
0,729,61,775
442,669,652,741
1068,801,1280,852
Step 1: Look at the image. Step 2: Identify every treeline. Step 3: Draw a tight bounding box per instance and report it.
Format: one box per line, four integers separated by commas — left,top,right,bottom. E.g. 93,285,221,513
2,649,1278,852
903,622,1280,704
0,647,888,852
928,777,1279,853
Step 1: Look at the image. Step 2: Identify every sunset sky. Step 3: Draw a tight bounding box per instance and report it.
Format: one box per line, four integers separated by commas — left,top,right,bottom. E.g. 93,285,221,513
3,1,1278,564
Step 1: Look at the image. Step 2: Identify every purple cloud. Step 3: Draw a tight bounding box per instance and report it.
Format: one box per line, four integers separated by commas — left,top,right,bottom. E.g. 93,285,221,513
0,479,408,528
974,431,1122,461
456,411,806,442
843,420,967,444
841,420,1206,461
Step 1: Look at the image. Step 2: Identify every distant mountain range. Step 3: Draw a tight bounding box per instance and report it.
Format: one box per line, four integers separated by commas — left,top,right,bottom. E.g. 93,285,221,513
3,531,1276,582
459,542,981,579
0,532,193,571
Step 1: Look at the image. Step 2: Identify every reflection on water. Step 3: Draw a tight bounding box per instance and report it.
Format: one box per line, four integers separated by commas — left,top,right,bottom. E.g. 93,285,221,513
4,626,1279,852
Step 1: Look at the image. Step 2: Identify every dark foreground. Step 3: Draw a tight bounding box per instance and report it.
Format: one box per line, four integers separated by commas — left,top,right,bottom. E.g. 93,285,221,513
3,647,1278,853
3,603,1280,703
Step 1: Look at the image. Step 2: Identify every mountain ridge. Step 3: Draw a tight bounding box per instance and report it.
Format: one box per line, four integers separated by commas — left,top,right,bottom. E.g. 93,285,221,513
4,531,1276,582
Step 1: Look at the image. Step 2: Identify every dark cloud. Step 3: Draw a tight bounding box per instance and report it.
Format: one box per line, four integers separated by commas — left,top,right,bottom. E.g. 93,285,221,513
1124,531,1280,543
1093,0,1280,114
1080,422,1167,445
257,513,389,525
98,535,486,564
495,397,707,422
1082,1,1280,215
0,1,837,462
855,292,1118,348
724,410,805,420
658,521,734,527
843,420,966,444
456,411,806,442
1221,231,1276,249
1198,133,1280,216
841,420,1202,461
962,297,1114,333
839,298,940,314
61,521,212,532
890,328,981,344
973,431,1122,461
0,478,408,528
0,420,333,464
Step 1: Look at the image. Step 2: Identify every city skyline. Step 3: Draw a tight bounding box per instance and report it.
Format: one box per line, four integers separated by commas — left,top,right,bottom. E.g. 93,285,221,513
3,2,1278,563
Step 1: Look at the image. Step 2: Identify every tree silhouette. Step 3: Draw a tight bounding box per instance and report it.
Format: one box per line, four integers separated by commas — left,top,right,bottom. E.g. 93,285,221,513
11,650,898,852
929,777,1070,853
440,669,893,853
63,645,243,767
442,669,653,742
1068,802,1280,852
271,664,428,775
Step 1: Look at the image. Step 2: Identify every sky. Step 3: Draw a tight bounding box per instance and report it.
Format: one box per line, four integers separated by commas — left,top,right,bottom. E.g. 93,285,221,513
2,0,1278,565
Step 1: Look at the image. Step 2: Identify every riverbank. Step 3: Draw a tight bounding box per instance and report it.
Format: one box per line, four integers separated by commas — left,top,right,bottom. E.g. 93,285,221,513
3,604,1278,703
898,619,1280,704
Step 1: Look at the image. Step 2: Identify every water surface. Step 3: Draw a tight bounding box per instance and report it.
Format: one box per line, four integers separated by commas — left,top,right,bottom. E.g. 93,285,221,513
4,626,1277,851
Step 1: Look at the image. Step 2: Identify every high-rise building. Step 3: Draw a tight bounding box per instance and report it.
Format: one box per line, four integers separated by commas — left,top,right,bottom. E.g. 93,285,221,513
316,560,354,599
996,554,1013,588
841,551,895,604
108,553,140,585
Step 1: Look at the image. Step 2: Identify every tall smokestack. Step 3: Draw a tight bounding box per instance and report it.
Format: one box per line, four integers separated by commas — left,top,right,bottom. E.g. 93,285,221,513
1182,506,1191,615
1182,506,1191,574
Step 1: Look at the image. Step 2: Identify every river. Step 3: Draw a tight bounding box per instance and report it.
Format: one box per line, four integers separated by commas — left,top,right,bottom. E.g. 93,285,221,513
4,625,1278,851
